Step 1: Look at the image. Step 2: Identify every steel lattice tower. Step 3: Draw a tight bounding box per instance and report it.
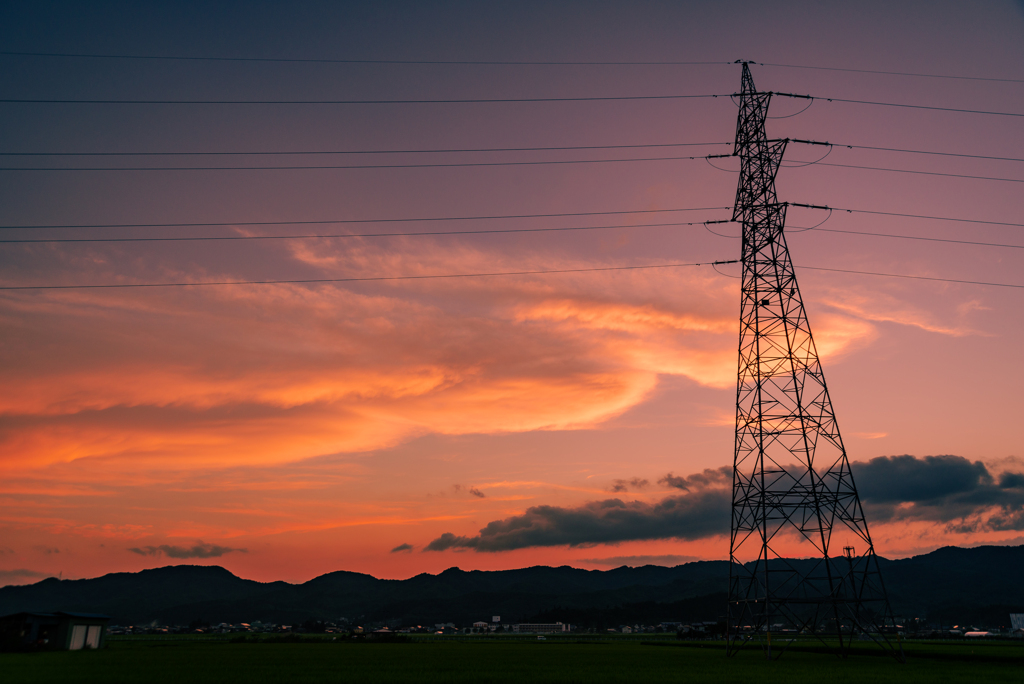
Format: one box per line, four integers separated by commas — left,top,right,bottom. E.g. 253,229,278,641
726,63,902,660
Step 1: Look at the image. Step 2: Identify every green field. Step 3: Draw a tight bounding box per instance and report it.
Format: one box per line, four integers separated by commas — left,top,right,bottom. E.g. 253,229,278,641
3,638,1022,683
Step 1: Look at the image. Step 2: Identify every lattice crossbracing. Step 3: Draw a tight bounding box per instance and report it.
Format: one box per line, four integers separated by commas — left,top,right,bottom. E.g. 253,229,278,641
726,63,902,661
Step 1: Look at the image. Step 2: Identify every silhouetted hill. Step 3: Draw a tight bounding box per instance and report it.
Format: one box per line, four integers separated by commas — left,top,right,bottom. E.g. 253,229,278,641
2,546,1021,627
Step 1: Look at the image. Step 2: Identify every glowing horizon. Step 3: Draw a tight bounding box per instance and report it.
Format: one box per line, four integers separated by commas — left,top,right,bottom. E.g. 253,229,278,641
1,2,1023,586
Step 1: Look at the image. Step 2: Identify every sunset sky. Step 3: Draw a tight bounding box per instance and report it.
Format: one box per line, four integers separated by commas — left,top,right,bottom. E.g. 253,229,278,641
2,1,1023,586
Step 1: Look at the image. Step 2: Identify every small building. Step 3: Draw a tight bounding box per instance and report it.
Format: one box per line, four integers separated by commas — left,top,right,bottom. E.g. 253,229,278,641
0,612,110,651
512,622,569,634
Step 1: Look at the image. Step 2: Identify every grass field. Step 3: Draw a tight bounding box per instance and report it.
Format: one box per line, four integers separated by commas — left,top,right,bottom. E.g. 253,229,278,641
3,637,1022,683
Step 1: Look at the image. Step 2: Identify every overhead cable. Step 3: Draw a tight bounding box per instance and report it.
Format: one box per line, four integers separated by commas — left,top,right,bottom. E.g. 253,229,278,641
0,206,731,231
0,142,1017,164
0,93,727,105
800,266,1024,290
757,61,1024,84
0,219,721,244
0,260,738,290
773,92,1023,118
5,51,1020,83
806,162,1024,183
805,228,1024,250
0,141,732,157
0,154,713,172
0,51,733,66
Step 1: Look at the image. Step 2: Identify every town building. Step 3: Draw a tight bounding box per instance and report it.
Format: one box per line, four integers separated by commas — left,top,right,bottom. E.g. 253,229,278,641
511,622,569,634
0,612,110,651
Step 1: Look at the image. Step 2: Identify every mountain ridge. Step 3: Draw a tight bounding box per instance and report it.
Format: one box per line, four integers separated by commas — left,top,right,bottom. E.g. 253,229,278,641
2,545,1021,627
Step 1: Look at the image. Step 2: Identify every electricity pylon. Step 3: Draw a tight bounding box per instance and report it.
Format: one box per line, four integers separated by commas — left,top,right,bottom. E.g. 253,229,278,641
726,63,902,661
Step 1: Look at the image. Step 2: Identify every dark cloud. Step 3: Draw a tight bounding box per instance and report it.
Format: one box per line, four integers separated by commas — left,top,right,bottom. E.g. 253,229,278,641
856,455,992,503
609,477,650,493
580,554,701,567
999,472,1024,489
468,487,486,498
390,543,414,553
424,456,1024,553
659,467,731,491
424,488,730,552
127,542,247,559
0,568,53,585
855,455,1024,531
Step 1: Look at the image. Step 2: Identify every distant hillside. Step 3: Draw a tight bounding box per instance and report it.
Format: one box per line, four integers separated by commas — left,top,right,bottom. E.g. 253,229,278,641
1,546,1022,627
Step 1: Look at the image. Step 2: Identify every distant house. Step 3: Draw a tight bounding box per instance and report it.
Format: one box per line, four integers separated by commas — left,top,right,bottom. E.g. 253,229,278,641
0,612,110,651
512,622,569,634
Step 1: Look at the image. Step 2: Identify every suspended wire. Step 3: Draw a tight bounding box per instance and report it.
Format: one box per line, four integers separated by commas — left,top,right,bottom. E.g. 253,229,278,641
0,206,732,231
0,141,732,157
704,155,736,172
800,266,1024,290
703,220,738,238
835,162,1024,183
0,154,712,172
773,92,1023,118
0,93,728,105
3,91,1020,117
804,162,1024,183
756,61,1024,84
836,207,1023,228
805,227,1024,250
780,145,833,168
766,98,814,119
0,260,739,291
787,208,833,232
8,213,1018,252
0,141,1015,163
0,51,734,66
4,155,1019,180
0,219,721,244
836,144,1023,163
6,51,1018,83
4,206,1020,234
712,262,740,279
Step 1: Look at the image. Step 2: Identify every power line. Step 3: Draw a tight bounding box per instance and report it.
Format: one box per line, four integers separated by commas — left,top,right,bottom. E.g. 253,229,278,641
787,205,1024,228
0,206,731,231
808,162,1024,183
0,142,1018,165
6,218,1021,252
774,92,1024,118
6,90,1015,117
0,141,731,157
758,61,1024,84
0,154,713,172
805,227,1024,250
0,50,733,66
800,266,1024,290
0,219,718,244
709,218,1024,251
837,144,1023,163
5,157,1021,180
0,260,737,291
4,51,1019,83
710,155,1024,183
0,93,727,105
